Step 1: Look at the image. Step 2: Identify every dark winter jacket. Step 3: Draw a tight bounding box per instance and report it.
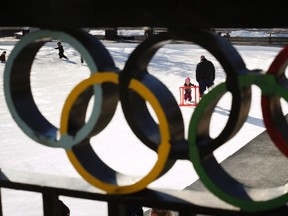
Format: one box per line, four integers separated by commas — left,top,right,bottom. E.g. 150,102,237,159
55,45,65,54
196,58,215,82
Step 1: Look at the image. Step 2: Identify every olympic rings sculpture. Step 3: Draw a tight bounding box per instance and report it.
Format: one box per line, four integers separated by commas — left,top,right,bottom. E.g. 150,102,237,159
3,28,288,212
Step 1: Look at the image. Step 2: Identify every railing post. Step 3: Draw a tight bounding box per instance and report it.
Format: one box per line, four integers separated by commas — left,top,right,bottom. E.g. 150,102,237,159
108,203,126,216
42,194,70,216
108,203,143,216
42,192,60,216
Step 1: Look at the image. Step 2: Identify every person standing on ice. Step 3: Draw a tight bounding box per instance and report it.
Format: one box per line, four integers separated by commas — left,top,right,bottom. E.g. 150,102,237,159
196,55,215,97
55,42,68,60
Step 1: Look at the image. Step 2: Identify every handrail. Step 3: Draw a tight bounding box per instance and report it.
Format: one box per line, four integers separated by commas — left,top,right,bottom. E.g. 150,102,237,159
2,168,287,216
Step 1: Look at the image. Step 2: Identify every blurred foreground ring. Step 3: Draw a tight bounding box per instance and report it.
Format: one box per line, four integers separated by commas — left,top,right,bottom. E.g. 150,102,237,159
120,32,187,159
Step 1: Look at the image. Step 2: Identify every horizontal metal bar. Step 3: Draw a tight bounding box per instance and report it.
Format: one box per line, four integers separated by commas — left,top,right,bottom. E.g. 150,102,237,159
1,168,288,215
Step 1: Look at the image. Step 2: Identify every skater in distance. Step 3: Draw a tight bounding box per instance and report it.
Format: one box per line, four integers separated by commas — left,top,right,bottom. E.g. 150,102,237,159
55,42,68,60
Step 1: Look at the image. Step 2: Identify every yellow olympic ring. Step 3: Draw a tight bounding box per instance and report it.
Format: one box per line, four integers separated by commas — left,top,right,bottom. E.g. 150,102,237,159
60,72,171,194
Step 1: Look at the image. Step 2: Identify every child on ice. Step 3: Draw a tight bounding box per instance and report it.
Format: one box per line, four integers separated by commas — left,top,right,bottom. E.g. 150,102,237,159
184,77,195,103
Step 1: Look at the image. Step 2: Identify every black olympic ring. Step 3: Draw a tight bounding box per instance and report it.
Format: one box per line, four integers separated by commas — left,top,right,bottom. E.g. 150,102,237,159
120,29,250,160
3,28,288,211
120,33,187,159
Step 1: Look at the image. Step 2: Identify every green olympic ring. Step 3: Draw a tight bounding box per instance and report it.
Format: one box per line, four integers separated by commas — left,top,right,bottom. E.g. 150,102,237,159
189,74,288,212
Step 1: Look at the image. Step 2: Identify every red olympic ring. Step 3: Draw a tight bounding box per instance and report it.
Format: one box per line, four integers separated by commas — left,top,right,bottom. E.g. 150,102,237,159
262,45,288,156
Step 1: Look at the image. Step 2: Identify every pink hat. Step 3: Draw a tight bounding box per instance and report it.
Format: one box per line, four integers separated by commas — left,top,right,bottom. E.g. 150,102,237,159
185,77,190,82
